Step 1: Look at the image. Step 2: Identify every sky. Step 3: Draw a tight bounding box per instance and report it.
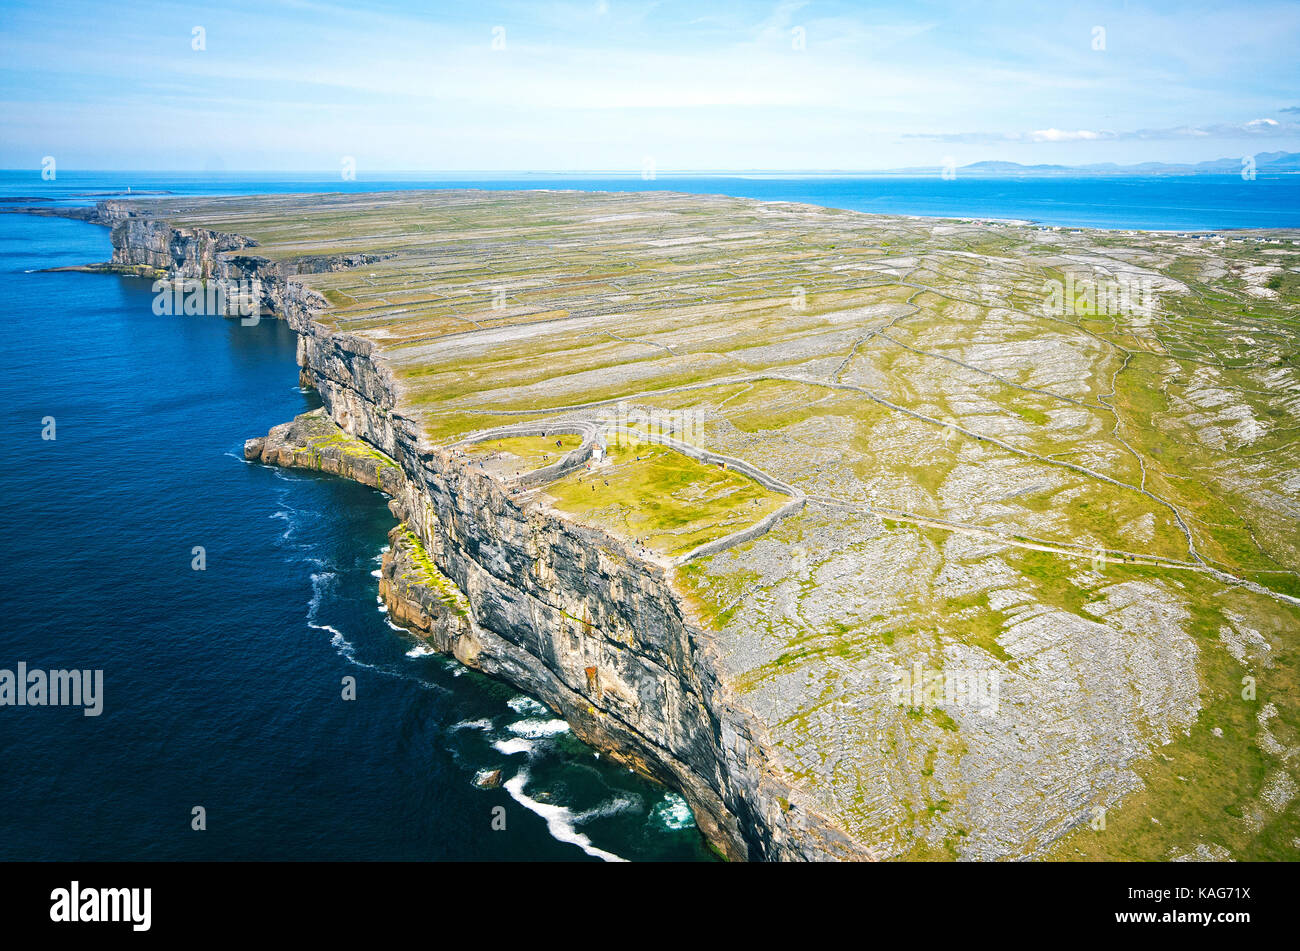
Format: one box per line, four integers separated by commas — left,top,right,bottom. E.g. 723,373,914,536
1,0,1298,172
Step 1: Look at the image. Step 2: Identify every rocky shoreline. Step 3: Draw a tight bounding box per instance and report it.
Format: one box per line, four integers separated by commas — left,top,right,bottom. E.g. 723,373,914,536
98,199,872,861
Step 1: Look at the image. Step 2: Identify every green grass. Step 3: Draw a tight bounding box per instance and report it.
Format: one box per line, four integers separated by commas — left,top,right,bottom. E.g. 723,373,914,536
542,442,786,557
397,527,470,618
129,190,1300,861
463,434,582,470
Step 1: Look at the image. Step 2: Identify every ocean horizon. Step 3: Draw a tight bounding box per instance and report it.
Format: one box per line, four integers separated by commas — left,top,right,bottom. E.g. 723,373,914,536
4,170,1299,232
6,0,1300,930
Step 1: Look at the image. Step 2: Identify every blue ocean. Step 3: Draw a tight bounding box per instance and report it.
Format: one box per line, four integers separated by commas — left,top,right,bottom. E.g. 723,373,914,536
6,169,1299,230
0,202,710,862
0,171,1296,862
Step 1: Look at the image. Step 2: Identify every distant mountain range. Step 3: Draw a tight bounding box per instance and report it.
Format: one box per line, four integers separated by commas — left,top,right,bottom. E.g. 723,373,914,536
917,151,1300,177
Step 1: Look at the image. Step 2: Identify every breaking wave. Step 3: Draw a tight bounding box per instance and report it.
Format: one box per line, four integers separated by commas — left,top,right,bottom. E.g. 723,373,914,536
504,770,627,863
507,718,571,739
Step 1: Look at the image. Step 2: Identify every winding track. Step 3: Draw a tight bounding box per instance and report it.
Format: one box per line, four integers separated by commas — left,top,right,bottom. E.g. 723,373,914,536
441,296,1300,607
449,417,806,565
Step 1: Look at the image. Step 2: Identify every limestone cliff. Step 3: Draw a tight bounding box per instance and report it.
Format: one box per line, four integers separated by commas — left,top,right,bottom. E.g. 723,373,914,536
108,201,869,862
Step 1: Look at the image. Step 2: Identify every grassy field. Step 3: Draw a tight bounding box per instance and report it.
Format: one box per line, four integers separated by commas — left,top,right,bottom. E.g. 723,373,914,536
134,190,1300,860
463,434,582,470
542,442,786,558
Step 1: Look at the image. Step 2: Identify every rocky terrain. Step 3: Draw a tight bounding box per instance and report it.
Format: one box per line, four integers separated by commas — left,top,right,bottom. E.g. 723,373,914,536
72,191,1300,860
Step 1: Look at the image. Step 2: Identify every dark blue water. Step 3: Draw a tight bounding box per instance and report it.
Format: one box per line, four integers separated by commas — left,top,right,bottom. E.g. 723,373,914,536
0,211,711,861
3,169,1299,230
2,168,1293,863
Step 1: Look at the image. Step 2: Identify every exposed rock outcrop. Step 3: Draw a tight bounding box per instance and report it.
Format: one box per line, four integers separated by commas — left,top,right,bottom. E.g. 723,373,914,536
243,402,869,860
110,199,876,861
44,192,1300,863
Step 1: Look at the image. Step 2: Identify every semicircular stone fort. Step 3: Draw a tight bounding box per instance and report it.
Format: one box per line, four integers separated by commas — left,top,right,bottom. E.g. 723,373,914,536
104,190,1300,861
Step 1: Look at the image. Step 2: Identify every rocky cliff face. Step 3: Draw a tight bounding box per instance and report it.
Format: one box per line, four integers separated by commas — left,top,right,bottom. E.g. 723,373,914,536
99,201,392,321
108,201,867,861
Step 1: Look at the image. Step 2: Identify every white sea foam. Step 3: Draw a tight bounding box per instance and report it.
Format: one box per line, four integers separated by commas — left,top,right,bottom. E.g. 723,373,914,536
323,627,378,671
504,771,627,863
298,542,451,695
270,509,295,542
451,718,494,732
307,571,337,617
507,718,570,739
575,794,641,823
308,572,422,682
652,792,695,831
492,737,534,757
507,696,550,717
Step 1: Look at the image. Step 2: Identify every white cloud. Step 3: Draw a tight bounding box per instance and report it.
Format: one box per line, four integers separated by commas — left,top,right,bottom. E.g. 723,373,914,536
3,0,1300,169
909,118,1300,145
1026,129,1110,142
